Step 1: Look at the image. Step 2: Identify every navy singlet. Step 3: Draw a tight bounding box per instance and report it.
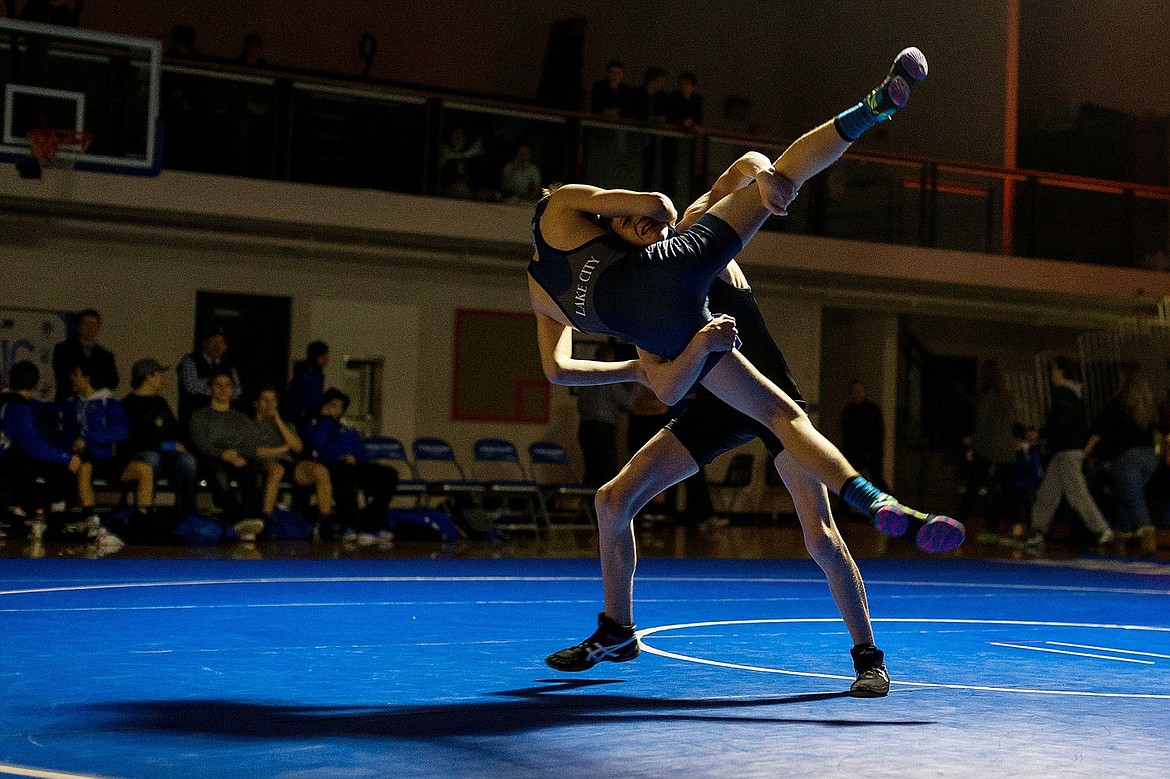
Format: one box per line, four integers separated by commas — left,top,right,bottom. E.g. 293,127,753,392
528,199,744,359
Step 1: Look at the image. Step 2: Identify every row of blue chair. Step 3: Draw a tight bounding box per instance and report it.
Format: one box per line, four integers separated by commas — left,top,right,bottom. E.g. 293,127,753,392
363,437,598,532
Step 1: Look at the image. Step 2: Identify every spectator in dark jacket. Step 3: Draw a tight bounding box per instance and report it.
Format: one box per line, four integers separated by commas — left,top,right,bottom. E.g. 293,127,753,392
52,308,118,402
283,340,328,429
122,357,198,517
303,388,396,543
1024,357,1114,551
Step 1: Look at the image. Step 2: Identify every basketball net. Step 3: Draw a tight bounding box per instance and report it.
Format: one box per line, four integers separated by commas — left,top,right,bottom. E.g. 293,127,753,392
26,128,93,199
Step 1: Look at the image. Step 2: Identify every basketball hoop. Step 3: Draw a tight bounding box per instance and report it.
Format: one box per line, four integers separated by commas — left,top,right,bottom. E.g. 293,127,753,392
26,128,93,169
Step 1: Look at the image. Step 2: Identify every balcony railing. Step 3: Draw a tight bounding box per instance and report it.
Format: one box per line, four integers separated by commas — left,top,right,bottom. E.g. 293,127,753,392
5,30,1169,270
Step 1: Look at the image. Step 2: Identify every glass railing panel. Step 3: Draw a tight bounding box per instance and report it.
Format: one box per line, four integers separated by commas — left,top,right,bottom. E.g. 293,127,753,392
288,83,428,193
437,102,569,203
580,121,695,206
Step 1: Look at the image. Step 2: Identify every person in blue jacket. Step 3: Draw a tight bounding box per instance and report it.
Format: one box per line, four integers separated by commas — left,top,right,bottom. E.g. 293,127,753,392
303,388,397,543
1,361,80,534
284,340,329,429
61,362,151,547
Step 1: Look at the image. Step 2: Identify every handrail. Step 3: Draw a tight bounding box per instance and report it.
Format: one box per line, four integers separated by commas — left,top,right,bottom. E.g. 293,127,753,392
154,53,1170,202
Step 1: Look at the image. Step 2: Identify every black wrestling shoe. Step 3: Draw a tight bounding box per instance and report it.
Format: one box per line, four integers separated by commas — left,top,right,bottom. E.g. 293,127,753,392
545,612,640,672
849,643,890,698
851,665,891,698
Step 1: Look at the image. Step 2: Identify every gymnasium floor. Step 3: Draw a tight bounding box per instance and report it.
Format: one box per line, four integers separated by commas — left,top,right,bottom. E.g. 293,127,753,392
1,526,1168,779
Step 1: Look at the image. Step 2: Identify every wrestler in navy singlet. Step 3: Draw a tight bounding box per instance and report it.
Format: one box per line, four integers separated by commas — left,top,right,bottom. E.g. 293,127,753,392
529,200,744,360
666,277,805,465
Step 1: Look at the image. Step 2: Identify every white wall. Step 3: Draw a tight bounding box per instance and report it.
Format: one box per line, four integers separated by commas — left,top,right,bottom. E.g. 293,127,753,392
4,166,1168,475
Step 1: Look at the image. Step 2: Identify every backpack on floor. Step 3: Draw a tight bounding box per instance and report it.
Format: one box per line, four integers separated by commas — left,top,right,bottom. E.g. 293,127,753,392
260,507,314,540
173,513,225,546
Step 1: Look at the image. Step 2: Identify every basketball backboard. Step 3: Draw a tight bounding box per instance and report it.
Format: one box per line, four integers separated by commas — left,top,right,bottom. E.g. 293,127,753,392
0,17,161,175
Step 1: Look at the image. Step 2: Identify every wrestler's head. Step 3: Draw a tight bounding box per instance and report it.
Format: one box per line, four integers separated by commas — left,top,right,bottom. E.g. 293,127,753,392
609,215,672,248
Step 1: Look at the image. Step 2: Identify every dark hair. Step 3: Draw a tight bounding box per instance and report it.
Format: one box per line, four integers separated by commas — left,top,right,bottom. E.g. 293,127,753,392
243,32,263,48
77,308,101,322
605,59,624,70
209,367,235,382
319,387,351,413
8,361,39,392
678,72,697,86
200,325,226,342
1011,421,1028,440
306,340,329,361
1052,356,1080,381
254,383,280,402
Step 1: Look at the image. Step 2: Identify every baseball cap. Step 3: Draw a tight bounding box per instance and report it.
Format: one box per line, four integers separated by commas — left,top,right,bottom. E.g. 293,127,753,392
130,357,169,388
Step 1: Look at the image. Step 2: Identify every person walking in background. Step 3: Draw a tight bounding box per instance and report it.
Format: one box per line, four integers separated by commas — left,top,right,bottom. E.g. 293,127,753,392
1024,357,1114,552
841,380,889,493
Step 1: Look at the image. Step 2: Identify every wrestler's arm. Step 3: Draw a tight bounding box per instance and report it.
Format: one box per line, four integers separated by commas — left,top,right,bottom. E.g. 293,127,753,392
534,310,643,387
549,183,677,223
636,315,739,406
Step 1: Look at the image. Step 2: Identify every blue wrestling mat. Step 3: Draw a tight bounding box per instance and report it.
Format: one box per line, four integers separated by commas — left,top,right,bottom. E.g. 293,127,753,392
1,557,1167,778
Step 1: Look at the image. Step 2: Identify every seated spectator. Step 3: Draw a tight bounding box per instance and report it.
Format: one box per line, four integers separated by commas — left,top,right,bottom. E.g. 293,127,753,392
284,340,329,430
438,127,486,199
1086,363,1161,554
122,358,198,519
1007,422,1042,539
62,363,149,552
253,384,332,518
165,24,201,58
500,143,542,203
667,72,704,129
236,32,268,66
187,371,266,541
177,326,242,428
590,59,630,117
0,361,80,537
53,308,118,402
303,388,397,544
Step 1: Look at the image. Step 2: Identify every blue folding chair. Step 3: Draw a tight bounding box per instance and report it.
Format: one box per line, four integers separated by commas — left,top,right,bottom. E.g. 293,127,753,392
527,440,597,528
472,438,543,531
364,436,427,504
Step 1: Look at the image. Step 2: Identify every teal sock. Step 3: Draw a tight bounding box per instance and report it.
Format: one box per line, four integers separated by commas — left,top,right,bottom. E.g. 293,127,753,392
841,475,887,516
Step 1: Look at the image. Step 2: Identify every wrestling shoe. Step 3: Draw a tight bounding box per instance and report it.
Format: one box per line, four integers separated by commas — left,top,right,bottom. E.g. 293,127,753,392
546,612,640,672
850,644,890,698
866,46,929,118
873,499,965,553
916,515,967,554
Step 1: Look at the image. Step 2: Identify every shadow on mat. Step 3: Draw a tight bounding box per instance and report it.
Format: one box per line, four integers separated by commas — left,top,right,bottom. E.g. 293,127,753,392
89,679,933,739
